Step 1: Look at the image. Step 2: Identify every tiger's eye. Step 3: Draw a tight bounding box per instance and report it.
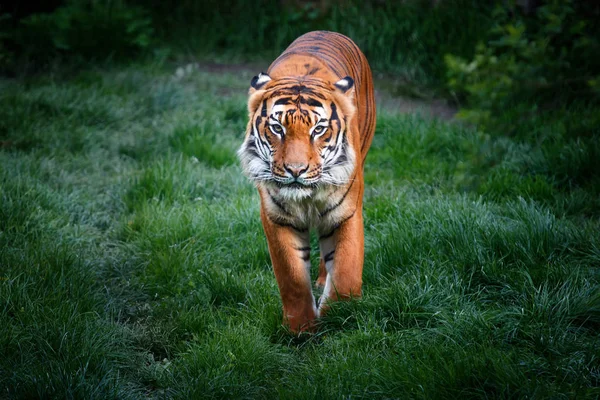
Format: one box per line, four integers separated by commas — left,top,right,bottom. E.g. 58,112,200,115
313,126,325,135
270,124,283,134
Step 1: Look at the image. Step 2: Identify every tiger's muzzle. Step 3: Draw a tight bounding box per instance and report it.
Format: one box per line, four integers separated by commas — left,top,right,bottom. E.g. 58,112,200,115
272,162,322,187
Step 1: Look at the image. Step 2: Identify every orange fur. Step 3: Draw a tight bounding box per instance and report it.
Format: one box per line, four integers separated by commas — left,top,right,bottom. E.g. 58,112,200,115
238,31,376,332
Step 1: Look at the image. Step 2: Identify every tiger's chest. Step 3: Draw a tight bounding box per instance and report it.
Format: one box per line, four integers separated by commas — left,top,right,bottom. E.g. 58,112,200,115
260,183,353,233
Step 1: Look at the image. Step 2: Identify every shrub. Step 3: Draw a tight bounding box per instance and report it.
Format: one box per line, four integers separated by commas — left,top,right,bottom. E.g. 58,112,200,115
5,0,152,71
445,0,600,132
143,0,492,88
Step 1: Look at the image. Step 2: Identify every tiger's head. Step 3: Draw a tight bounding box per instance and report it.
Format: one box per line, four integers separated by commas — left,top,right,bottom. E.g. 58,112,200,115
238,72,357,200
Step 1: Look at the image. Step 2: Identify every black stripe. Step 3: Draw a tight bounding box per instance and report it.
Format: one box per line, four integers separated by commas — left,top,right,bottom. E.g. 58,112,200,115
253,116,272,157
319,208,357,239
274,97,292,106
261,100,267,117
254,115,263,132
296,246,311,251
270,217,308,233
335,151,348,165
330,103,339,123
264,128,274,147
319,229,335,240
267,190,293,216
319,176,355,217
324,142,338,152
291,85,318,96
324,250,335,263
323,127,345,162
300,97,323,108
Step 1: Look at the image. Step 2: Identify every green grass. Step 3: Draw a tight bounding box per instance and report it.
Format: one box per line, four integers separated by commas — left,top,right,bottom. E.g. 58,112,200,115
1,61,599,399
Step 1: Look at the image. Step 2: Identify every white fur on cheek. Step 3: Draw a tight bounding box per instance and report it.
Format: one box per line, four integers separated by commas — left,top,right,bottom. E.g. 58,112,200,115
328,145,356,184
321,133,356,186
237,119,273,182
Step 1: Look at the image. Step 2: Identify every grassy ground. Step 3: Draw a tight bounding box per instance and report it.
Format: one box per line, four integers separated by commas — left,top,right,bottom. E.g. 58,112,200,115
1,61,599,399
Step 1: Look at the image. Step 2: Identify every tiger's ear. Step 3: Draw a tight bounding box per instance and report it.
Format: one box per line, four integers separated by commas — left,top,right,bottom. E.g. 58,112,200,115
332,76,356,121
334,76,354,94
248,73,271,114
250,72,271,91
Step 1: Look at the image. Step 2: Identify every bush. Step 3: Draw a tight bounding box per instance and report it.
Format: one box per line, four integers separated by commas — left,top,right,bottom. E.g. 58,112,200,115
0,18,14,72
143,0,492,88
3,0,152,72
445,0,600,132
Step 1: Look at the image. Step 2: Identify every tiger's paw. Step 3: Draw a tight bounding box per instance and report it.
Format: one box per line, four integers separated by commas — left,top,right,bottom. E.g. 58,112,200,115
284,304,319,333
315,276,327,289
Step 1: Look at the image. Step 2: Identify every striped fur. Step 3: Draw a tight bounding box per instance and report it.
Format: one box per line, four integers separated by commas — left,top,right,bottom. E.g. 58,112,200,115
238,31,376,332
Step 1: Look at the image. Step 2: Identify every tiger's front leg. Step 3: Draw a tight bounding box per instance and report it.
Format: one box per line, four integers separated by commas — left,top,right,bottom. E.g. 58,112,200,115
318,209,364,311
259,205,318,332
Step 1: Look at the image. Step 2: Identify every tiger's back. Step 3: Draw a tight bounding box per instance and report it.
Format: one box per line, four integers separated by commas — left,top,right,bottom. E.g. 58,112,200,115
268,31,376,163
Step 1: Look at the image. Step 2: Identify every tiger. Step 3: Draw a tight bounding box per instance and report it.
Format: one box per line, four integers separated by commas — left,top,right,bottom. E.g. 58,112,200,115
238,31,376,332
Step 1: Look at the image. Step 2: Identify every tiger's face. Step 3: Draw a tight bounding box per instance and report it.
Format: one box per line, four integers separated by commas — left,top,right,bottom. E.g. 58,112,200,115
238,73,356,200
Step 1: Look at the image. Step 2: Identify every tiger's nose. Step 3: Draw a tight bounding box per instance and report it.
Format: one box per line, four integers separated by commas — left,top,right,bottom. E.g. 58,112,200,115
284,163,309,178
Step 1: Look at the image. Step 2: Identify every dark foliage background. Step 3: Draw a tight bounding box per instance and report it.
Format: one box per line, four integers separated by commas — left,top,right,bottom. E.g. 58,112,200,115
2,0,493,86
2,0,599,118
